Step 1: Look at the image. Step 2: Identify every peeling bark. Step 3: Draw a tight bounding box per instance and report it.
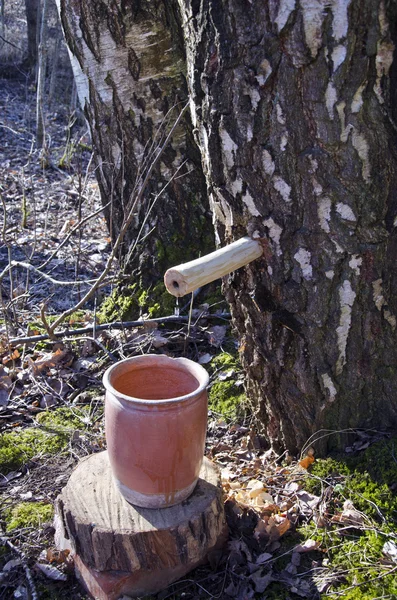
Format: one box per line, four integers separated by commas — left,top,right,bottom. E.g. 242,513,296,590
57,0,212,286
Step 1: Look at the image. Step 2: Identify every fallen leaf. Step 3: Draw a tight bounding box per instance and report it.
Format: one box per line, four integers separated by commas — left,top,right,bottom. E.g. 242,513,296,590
275,516,291,537
298,455,315,469
3,559,22,572
255,552,273,564
198,353,212,364
46,548,70,564
207,325,227,347
19,491,33,500
218,369,235,381
254,492,275,507
249,568,273,593
151,331,168,348
0,471,23,487
293,539,320,553
383,541,397,563
247,480,265,498
254,517,269,540
331,500,364,527
28,348,69,375
2,349,20,364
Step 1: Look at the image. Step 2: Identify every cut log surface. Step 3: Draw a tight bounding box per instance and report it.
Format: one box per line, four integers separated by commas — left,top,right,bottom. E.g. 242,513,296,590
55,451,227,599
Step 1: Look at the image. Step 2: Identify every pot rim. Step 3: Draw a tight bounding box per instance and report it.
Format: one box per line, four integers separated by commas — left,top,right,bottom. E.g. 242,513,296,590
102,354,209,405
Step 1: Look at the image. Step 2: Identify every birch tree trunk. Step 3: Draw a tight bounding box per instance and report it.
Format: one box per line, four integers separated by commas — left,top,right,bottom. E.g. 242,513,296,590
60,0,397,454
36,0,49,149
177,0,397,453
56,0,212,291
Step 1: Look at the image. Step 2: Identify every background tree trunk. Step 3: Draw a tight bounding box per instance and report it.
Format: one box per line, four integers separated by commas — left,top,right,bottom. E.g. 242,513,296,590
56,0,213,300
36,0,49,150
24,0,39,67
178,0,397,453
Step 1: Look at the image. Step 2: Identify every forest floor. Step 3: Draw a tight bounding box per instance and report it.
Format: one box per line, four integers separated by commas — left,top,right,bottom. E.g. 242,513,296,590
0,78,397,600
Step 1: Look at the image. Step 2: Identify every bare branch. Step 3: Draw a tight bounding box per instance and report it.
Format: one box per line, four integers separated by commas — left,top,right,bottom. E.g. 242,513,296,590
8,312,230,346
0,33,21,50
44,102,189,336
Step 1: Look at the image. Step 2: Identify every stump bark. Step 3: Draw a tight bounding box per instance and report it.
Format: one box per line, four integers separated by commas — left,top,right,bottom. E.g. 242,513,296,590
55,451,228,600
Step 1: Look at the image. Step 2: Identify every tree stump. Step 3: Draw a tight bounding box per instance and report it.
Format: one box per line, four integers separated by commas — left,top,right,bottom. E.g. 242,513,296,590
54,451,228,600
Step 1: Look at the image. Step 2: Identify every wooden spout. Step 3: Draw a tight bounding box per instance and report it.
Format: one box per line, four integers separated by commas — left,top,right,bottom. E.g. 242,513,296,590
164,236,263,297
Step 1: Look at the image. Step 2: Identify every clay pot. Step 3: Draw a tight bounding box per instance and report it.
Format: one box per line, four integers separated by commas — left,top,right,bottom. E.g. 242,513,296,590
103,354,209,509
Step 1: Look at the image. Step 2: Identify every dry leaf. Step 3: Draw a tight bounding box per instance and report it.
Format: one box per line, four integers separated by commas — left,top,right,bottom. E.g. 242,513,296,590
254,517,269,540
46,548,70,564
247,480,265,498
331,500,364,527
207,325,227,347
275,516,291,537
298,455,315,469
198,353,212,364
3,559,22,571
256,552,273,564
2,349,20,364
28,348,69,375
383,541,397,563
293,539,320,553
249,569,273,593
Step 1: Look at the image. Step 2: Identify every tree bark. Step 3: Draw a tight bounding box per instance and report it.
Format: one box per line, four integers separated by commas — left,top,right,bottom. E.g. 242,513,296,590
177,0,397,453
56,0,213,293
24,0,39,67
36,0,49,149
60,0,397,454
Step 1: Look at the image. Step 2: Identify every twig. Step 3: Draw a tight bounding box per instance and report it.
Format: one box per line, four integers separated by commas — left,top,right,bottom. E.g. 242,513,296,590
37,201,110,270
41,103,189,336
9,315,189,345
0,34,21,50
326,565,397,596
1,261,115,287
8,313,231,346
72,336,118,362
0,123,28,137
0,536,38,600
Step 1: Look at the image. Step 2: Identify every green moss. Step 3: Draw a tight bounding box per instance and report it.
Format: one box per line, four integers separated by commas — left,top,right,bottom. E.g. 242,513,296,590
148,282,176,317
300,437,397,598
97,284,139,323
212,352,238,370
0,408,93,474
208,352,247,420
209,380,247,419
138,290,149,308
36,406,94,431
0,428,67,474
304,438,397,518
5,502,54,531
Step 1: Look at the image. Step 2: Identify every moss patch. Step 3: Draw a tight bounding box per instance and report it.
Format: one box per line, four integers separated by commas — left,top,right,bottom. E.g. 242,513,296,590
208,352,248,420
5,502,54,532
97,284,140,323
97,281,178,322
36,406,93,432
299,436,397,598
0,407,93,474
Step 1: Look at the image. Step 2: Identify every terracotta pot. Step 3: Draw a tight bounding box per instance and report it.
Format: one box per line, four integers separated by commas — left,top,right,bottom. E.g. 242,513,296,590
103,354,209,509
